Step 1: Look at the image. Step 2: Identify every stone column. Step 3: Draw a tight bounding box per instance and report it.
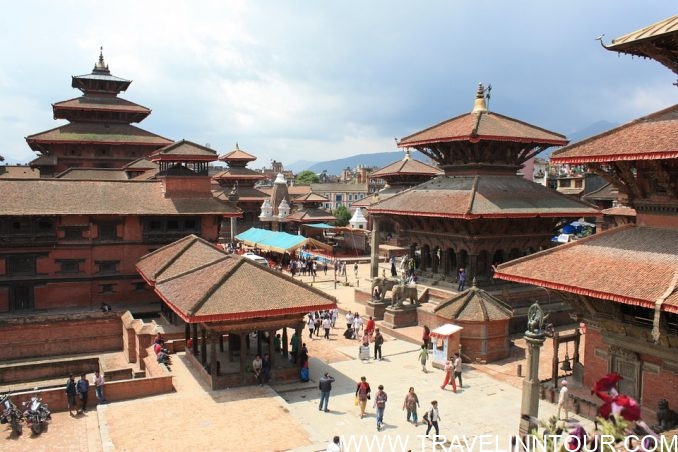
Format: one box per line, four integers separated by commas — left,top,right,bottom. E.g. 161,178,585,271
282,328,289,359
519,303,547,436
370,216,380,278
468,254,478,280
230,217,237,243
239,332,247,384
200,326,207,366
209,333,217,380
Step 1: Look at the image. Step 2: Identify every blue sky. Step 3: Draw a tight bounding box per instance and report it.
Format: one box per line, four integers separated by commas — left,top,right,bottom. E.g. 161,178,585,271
1,1,676,168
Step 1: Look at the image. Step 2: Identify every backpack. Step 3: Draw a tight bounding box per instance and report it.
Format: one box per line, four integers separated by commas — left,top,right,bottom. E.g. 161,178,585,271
423,409,433,423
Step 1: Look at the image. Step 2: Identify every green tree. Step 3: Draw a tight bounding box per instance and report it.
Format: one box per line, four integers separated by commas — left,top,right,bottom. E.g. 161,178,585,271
295,170,319,185
335,205,351,226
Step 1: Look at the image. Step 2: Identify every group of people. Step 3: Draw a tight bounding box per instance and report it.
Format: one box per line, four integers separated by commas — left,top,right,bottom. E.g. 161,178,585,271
307,309,339,340
289,257,327,277
153,333,172,366
65,370,107,416
319,374,444,438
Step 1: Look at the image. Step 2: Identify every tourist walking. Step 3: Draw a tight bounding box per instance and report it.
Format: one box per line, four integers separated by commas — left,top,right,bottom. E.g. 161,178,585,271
345,311,354,329
453,352,463,387
457,267,466,291
352,314,362,339
441,359,456,392
355,376,371,419
422,325,431,349
308,315,315,339
373,329,384,360
93,370,107,404
424,400,441,438
557,379,569,420
373,385,388,431
76,373,90,413
418,344,429,372
65,374,77,416
318,372,336,412
323,316,332,339
402,386,420,425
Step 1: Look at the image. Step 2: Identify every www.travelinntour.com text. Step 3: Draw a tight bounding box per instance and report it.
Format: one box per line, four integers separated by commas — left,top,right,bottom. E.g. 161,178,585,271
336,433,678,452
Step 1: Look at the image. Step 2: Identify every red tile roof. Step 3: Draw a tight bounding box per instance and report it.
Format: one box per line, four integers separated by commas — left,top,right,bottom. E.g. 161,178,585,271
26,122,172,147
137,235,337,323
371,157,441,178
285,208,336,223
53,96,150,114
0,179,241,216
150,139,218,162
434,282,512,321
137,235,230,284
494,225,678,313
55,168,130,180
398,111,567,147
369,175,599,219
218,147,257,162
294,192,329,203
212,167,266,180
551,104,678,164
601,206,636,217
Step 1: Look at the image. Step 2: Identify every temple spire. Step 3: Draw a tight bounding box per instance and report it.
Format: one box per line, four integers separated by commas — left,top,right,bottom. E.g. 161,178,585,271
472,83,488,113
93,47,110,75
403,148,411,161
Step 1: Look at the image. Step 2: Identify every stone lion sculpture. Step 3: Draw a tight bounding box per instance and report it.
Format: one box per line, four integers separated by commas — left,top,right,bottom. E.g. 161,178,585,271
652,398,678,433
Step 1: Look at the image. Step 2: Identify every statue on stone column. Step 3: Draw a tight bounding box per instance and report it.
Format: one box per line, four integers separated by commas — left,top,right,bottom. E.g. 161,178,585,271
527,301,548,336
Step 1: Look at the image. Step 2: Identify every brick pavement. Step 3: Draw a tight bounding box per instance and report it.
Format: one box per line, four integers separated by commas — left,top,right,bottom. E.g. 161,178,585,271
0,262,593,451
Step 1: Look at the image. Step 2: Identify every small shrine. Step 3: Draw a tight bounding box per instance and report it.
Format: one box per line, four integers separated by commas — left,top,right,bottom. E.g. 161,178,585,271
434,279,512,363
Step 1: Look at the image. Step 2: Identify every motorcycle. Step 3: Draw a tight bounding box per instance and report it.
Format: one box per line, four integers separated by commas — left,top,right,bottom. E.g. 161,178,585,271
22,392,51,435
0,392,23,435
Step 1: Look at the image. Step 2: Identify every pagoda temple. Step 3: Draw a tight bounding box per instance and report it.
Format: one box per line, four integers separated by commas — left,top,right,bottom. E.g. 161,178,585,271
213,144,269,234
26,49,172,175
495,14,678,416
368,86,599,284
353,148,441,238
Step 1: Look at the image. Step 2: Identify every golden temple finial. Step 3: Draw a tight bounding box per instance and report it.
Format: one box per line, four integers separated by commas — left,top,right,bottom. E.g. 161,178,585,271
235,142,240,150
472,83,488,113
93,47,109,73
403,148,411,161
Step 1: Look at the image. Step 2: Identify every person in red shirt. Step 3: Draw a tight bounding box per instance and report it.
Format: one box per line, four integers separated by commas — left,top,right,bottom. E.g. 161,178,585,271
364,316,376,342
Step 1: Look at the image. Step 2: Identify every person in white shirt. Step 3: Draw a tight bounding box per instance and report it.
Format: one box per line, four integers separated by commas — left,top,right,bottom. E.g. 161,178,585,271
93,370,107,404
345,311,354,329
322,317,331,340
425,400,441,438
352,314,362,340
558,379,569,420
326,435,341,452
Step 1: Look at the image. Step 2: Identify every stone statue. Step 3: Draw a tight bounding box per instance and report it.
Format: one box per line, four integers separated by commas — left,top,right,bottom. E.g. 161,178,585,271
391,284,418,308
527,301,548,335
653,399,678,433
370,277,398,301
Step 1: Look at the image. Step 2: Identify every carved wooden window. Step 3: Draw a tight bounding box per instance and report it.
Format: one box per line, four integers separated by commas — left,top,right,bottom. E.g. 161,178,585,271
99,284,115,293
57,259,83,274
96,261,119,274
96,222,119,240
6,255,36,276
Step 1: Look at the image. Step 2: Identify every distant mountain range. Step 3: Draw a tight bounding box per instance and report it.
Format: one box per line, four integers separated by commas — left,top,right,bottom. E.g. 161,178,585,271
287,121,619,174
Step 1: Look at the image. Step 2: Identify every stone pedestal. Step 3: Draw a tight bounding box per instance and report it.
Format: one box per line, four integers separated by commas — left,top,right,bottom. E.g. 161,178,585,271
365,301,387,321
519,332,546,436
382,304,418,328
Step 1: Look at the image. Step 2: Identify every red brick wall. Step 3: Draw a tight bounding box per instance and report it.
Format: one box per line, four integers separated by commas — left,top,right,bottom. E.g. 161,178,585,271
8,375,174,413
0,314,123,361
639,354,678,411
582,327,608,390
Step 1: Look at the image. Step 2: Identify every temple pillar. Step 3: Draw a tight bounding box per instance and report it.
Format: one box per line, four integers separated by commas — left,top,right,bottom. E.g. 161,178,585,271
282,328,289,359
239,332,247,384
200,326,207,365
209,333,217,379
219,334,224,352
455,251,464,270
191,324,198,355
370,216,381,278
469,254,478,279
519,304,547,436
184,323,190,342
230,217,237,243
